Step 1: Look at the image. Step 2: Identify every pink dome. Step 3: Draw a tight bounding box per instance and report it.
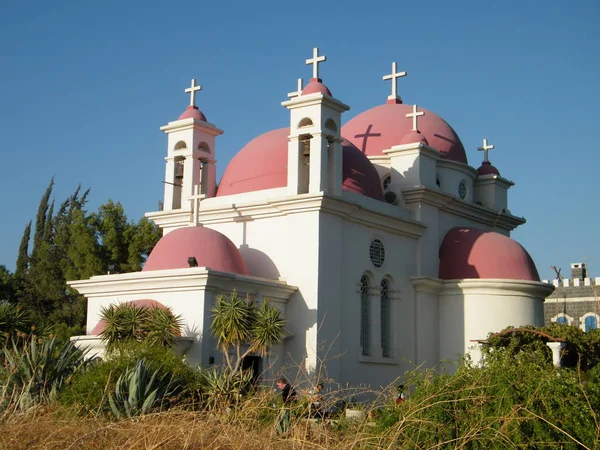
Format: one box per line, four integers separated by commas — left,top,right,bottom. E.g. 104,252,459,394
477,161,500,176
439,227,540,281
90,299,169,335
342,103,467,164
399,130,429,146
178,105,207,122
143,226,249,275
301,78,332,96
216,128,384,200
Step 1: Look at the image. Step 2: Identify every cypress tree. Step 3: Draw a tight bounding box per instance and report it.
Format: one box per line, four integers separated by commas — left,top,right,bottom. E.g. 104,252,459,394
15,221,32,279
31,178,54,261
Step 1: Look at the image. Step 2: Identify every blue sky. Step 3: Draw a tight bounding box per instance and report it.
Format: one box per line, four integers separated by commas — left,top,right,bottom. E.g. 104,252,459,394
1,0,598,281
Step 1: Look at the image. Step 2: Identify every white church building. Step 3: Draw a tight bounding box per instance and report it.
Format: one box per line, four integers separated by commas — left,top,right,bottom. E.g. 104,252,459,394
69,49,554,388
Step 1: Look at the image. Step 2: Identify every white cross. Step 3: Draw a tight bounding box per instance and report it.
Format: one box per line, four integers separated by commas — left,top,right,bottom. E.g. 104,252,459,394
287,78,304,98
188,183,205,226
477,138,495,162
184,79,202,107
382,62,407,101
406,104,424,132
306,48,326,79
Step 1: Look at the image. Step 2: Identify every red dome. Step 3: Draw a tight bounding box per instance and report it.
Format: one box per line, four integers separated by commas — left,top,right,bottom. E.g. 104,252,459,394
399,130,429,146
439,227,540,281
301,78,332,96
178,105,207,122
90,299,169,335
477,161,500,176
143,226,249,275
342,103,467,164
217,128,384,200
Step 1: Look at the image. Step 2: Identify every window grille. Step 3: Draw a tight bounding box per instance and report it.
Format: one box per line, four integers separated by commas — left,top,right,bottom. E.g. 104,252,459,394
380,279,391,357
360,275,370,356
585,315,598,332
370,239,385,268
382,175,392,192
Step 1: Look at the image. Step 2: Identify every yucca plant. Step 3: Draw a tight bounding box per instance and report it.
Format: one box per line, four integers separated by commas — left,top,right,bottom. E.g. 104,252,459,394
209,291,286,375
99,303,183,352
0,303,34,346
0,335,88,410
108,359,175,418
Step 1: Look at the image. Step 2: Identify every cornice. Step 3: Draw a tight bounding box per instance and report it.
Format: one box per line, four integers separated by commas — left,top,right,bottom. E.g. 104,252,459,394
281,93,350,113
412,276,555,298
147,193,426,239
68,268,297,300
402,186,526,231
160,118,224,136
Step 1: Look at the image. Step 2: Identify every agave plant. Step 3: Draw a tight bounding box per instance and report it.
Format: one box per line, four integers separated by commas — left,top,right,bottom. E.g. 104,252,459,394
0,335,88,410
108,359,175,418
0,303,33,345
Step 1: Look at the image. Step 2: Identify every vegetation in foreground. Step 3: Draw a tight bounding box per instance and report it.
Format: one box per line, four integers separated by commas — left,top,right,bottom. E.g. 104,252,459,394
0,320,599,448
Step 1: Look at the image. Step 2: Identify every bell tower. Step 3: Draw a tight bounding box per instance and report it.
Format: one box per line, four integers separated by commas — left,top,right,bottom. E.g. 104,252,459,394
281,48,349,196
160,79,223,212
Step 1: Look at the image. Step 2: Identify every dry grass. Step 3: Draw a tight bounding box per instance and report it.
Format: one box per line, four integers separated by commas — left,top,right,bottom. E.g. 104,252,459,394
0,407,375,450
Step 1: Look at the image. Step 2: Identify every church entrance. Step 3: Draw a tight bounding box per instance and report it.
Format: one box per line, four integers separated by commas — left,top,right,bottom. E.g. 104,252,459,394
241,356,262,384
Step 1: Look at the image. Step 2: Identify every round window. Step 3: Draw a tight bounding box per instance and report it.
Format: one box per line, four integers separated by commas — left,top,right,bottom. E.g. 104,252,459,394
382,174,392,192
369,239,385,268
458,180,467,199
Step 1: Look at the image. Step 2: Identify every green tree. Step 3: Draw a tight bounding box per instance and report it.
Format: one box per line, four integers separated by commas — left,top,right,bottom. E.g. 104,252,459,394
14,221,31,280
0,265,15,304
210,291,286,375
31,178,54,262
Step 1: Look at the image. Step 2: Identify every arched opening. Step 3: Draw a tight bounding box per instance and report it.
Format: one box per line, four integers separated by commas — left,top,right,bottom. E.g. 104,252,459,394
173,156,185,209
582,313,599,332
174,141,187,150
198,142,210,153
298,117,313,128
380,278,391,357
324,118,337,132
360,274,370,356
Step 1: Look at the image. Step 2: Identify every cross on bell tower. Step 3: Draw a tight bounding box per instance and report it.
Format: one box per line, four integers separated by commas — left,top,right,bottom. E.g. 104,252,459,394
477,138,495,162
306,47,326,80
382,62,407,104
185,78,202,106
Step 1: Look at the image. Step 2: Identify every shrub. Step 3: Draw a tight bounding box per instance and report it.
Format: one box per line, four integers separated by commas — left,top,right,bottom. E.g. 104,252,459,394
59,343,202,416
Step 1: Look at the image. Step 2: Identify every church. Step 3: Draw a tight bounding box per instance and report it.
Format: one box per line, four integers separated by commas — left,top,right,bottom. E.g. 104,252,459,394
69,48,554,388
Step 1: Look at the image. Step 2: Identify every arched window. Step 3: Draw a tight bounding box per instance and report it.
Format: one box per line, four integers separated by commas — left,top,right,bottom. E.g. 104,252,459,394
298,118,313,128
556,316,568,325
360,275,370,356
324,118,337,132
174,141,187,150
585,315,598,332
380,278,391,357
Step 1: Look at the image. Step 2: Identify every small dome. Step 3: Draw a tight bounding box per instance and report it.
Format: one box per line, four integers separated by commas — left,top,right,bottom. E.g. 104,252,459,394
399,130,429,146
301,78,332,96
143,227,248,275
342,103,467,164
178,105,207,122
217,128,384,200
90,299,169,335
477,161,500,176
439,227,540,281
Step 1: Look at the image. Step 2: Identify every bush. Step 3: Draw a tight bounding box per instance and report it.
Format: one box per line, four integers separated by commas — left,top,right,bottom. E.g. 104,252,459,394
60,343,203,416
375,351,600,449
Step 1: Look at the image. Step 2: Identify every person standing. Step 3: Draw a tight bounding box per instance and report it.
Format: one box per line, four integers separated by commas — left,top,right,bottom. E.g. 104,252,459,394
275,377,296,433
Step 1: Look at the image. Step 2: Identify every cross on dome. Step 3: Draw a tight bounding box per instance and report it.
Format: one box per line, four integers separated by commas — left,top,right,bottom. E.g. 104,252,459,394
382,62,407,102
406,104,424,132
189,183,205,226
185,79,202,107
477,138,495,162
306,48,326,80
287,78,304,98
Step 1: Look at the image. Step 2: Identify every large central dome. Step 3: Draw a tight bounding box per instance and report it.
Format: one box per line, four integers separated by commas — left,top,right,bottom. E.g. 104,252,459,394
217,128,384,200
342,103,467,164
